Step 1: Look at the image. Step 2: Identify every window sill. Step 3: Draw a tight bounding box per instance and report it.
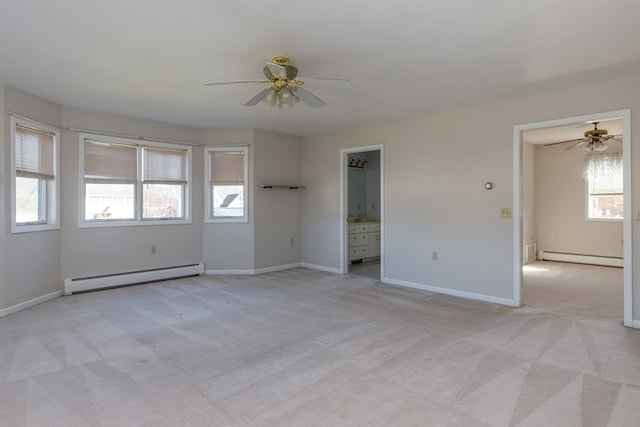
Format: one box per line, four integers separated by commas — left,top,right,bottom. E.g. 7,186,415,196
79,218,192,228
12,223,60,234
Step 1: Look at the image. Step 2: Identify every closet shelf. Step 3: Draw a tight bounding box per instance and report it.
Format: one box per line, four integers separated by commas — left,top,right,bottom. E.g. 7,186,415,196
257,184,306,189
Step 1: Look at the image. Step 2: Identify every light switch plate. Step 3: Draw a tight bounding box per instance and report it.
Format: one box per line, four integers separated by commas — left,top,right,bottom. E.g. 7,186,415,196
500,208,511,218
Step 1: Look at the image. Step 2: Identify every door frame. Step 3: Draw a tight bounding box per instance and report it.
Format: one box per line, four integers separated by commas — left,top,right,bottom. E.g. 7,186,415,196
340,145,384,277
513,109,633,327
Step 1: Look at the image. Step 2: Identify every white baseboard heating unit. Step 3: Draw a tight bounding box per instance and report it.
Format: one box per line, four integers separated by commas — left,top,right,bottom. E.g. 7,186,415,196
524,243,537,264
538,251,623,268
63,263,204,295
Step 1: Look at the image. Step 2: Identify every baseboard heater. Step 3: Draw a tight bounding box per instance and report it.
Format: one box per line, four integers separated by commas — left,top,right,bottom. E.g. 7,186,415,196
63,263,204,295
538,250,623,268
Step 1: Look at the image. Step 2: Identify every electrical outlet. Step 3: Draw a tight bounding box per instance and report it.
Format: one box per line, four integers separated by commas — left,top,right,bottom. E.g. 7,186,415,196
151,245,157,254
500,208,511,218
432,251,438,261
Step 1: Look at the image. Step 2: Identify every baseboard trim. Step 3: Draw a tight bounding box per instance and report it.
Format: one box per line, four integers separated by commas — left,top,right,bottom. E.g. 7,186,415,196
254,263,303,274
300,263,342,274
382,276,518,307
538,250,623,268
632,320,640,330
205,262,303,276
0,290,61,317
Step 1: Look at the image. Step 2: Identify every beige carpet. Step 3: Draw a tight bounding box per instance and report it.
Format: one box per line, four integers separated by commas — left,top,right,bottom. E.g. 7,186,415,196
523,260,624,322
1,267,639,426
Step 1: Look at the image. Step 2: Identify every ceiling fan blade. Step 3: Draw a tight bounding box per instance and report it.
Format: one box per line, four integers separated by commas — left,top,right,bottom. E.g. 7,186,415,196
266,62,287,79
294,86,326,108
204,80,266,86
262,66,274,80
565,140,588,150
300,77,352,89
244,87,270,106
543,138,586,147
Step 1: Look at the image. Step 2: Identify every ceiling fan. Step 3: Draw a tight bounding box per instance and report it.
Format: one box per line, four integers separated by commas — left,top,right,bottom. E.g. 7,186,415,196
544,122,622,151
204,56,351,109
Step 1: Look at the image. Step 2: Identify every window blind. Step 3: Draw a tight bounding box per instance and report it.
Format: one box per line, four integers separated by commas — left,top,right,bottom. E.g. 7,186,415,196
210,151,244,185
15,124,55,179
143,147,187,184
84,140,137,182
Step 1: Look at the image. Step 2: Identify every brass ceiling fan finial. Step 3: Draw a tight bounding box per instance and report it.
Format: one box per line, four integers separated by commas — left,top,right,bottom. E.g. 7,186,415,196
271,56,289,65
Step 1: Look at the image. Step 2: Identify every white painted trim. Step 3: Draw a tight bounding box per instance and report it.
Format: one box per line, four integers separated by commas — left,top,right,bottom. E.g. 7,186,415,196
77,132,194,227
300,263,342,274
382,276,518,307
0,290,61,317
633,320,640,329
538,250,623,268
204,269,255,275
204,145,249,223
10,115,61,233
254,263,303,274
513,109,634,327
205,263,323,275
513,125,523,307
622,111,633,328
340,145,384,277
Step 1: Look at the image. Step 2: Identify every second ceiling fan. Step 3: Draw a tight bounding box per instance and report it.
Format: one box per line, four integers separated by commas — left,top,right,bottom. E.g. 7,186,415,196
205,56,351,109
544,122,622,151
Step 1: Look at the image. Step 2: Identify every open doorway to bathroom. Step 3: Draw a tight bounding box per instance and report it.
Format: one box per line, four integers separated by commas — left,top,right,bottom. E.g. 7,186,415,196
340,146,383,280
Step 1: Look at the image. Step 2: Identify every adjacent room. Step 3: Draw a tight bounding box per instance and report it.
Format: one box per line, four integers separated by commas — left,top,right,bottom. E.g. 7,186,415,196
521,119,625,321
2,1,640,425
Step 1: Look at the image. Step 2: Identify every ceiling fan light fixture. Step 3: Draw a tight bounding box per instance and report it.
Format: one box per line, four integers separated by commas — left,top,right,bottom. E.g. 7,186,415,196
593,141,608,151
262,87,280,107
583,140,608,152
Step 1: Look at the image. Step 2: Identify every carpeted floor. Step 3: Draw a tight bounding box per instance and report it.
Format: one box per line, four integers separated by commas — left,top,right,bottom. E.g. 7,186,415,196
1,266,639,426
522,260,624,322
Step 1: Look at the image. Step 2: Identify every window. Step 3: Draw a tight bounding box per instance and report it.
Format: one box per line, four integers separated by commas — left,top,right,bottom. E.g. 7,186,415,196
142,147,187,219
81,134,191,226
206,146,248,222
585,154,623,220
11,116,60,232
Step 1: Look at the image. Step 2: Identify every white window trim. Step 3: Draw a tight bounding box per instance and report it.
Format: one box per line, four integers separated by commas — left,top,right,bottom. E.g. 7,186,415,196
205,145,249,223
10,115,60,234
78,132,192,228
585,178,623,222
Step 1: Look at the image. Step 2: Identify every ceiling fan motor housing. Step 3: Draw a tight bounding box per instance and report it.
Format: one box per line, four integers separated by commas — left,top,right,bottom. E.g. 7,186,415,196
585,128,608,140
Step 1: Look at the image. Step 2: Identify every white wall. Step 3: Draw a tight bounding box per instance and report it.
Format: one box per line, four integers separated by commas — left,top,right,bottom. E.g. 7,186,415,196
2,85,61,310
535,144,623,257
201,128,303,272
59,107,204,280
366,150,381,219
301,74,640,313
253,129,302,270
202,128,255,271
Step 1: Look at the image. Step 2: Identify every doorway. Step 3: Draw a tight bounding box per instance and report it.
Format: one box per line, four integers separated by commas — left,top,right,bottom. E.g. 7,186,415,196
340,145,384,279
513,110,632,327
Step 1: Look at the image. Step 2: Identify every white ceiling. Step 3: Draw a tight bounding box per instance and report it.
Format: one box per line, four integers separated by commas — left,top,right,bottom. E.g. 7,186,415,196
2,0,640,136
